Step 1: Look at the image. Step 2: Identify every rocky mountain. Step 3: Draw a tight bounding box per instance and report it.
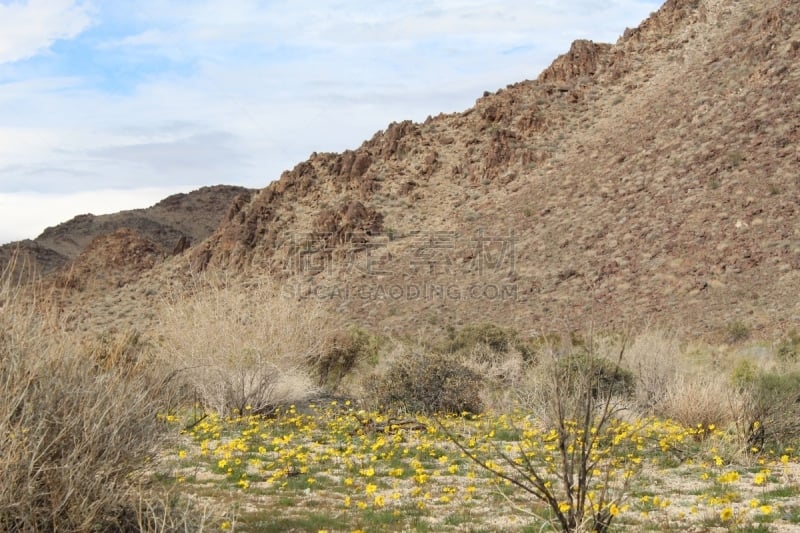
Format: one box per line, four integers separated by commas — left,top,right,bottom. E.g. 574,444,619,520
15,0,800,340
0,185,252,279
182,0,799,339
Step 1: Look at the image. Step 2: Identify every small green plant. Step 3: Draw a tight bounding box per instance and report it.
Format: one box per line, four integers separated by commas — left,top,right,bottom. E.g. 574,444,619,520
776,331,800,363
442,322,537,361
727,321,751,343
732,359,759,390
445,323,518,353
727,151,745,168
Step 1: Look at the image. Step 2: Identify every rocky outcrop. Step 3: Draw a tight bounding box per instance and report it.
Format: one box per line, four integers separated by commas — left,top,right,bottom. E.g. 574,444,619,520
538,39,613,84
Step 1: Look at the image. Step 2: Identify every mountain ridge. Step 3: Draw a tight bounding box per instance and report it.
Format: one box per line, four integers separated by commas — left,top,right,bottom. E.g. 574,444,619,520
0,185,253,278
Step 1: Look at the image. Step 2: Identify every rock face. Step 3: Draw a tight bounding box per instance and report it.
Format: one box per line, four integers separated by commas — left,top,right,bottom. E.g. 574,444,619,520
17,0,800,339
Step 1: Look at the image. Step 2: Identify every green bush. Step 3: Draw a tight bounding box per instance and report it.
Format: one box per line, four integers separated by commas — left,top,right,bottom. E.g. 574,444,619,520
374,351,484,414
443,323,537,361
316,327,380,389
726,320,750,343
556,352,636,399
731,358,759,390
745,371,800,450
776,332,800,363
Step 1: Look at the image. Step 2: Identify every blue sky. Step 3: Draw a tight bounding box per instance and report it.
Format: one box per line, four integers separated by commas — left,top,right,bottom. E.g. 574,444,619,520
0,0,662,244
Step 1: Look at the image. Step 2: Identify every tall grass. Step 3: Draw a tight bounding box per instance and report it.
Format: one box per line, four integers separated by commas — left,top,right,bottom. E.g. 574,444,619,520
0,257,175,531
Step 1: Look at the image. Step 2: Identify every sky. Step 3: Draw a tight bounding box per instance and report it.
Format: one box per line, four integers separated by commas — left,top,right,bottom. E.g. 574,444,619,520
0,0,662,244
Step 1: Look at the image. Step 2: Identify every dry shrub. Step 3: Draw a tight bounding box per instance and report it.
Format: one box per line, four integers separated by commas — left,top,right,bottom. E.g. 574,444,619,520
462,343,527,412
158,277,328,415
620,329,684,413
657,374,743,430
372,347,484,415
0,262,172,531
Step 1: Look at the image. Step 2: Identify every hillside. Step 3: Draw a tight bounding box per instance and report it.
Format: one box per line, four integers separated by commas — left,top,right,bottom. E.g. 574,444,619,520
23,0,800,339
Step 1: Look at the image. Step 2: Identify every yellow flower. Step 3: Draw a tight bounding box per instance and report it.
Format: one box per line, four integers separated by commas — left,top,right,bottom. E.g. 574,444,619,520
177,449,187,459
344,477,353,486
754,472,767,485
720,507,734,521
344,496,351,507
374,495,386,507
609,503,620,517
759,505,773,515
365,483,377,495
220,521,231,530
781,454,790,464
558,502,571,513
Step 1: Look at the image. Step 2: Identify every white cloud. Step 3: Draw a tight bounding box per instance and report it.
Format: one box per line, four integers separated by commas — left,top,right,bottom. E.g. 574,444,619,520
0,186,194,245
0,0,91,64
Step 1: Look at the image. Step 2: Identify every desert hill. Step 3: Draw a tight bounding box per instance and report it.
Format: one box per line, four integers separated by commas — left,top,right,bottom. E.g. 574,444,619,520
18,0,800,339
0,185,252,278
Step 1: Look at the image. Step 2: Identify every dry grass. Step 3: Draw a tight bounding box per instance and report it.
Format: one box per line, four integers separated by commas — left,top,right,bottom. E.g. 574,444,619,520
0,258,180,531
157,275,330,415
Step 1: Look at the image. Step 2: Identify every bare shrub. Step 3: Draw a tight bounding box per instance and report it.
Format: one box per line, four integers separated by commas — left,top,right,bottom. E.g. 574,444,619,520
158,277,328,415
0,261,172,531
619,329,685,412
657,374,743,430
445,338,636,533
462,343,527,412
